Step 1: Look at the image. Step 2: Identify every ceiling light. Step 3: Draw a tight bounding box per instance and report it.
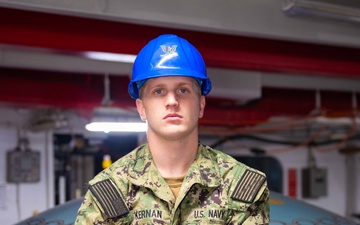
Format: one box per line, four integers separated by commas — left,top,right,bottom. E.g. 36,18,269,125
84,52,136,63
282,0,360,23
85,122,147,133
314,116,360,125
85,105,146,133
85,106,147,133
85,75,146,133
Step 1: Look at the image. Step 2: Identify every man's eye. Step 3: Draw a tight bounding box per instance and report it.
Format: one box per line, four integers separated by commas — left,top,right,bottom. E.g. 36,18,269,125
155,89,163,94
179,88,188,94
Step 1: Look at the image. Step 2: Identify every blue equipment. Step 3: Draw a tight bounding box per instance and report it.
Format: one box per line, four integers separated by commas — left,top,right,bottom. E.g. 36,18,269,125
14,192,359,225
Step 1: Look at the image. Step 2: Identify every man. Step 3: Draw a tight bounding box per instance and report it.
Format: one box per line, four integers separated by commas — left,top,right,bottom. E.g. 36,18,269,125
75,34,270,224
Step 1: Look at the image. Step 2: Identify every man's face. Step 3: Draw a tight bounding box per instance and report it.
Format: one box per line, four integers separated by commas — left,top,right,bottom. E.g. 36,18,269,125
136,76,205,141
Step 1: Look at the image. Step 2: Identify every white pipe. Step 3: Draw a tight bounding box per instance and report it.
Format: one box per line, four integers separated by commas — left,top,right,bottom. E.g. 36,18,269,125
345,155,356,219
59,176,66,205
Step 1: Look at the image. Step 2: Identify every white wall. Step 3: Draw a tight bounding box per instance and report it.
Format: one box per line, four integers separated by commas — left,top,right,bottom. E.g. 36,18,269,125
276,146,347,215
0,108,54,225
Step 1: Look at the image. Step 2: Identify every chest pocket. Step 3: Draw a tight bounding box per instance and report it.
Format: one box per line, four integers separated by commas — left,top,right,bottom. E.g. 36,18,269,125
130,219,167,225
181,221,225,225
108,214,133,225
178,208,229,225
178,184,230,224
180,217,226,225
131,209,167,225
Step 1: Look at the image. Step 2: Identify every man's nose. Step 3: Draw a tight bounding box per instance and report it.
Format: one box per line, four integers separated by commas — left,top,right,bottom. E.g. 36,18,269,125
165,92,179,108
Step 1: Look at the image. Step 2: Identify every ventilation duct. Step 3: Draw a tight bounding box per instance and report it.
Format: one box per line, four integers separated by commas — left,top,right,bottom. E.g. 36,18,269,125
207,68,261,105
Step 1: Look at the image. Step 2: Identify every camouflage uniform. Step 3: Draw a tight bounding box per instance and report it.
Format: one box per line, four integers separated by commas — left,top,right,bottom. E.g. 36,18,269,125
75,144,270,225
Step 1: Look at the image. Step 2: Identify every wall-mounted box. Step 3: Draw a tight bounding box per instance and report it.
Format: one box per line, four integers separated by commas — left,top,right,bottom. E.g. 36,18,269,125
7,150,40,183
302,167,327,199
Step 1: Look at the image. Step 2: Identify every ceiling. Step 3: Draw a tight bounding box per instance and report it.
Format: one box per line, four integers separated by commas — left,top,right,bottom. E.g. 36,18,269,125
0,0,360,130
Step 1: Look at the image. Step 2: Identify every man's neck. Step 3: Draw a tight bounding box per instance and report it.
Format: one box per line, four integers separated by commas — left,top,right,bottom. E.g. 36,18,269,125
147,133,199,178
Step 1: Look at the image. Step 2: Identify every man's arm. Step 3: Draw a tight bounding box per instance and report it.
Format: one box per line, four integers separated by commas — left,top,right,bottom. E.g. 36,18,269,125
241,187,270,225
227,170,270,225
75,191,105,225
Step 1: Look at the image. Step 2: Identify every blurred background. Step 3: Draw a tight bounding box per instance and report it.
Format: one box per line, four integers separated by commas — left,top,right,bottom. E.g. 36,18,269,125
0,0,359,224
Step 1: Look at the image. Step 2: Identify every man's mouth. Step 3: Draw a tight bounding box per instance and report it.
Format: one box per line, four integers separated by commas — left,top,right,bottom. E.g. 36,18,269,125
164,113,182,119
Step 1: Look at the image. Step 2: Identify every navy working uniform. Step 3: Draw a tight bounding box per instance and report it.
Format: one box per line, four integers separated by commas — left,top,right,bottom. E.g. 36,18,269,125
75,144,270,224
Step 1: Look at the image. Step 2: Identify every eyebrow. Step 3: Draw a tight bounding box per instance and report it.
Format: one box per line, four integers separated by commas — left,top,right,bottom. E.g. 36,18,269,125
142,79,200,98
149,81,193,88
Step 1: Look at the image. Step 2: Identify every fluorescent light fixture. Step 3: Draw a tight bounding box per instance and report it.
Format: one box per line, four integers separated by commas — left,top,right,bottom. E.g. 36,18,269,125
85,122,147,133
282,0,360,23
85,106,146,133
314,116,360,125
84,52,137,63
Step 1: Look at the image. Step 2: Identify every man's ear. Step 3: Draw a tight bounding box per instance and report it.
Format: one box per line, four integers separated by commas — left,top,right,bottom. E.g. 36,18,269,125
136,99,146,121
199,96,206,118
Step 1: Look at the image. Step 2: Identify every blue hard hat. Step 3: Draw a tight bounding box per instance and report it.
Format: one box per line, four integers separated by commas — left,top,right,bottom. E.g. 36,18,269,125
128,34,212,99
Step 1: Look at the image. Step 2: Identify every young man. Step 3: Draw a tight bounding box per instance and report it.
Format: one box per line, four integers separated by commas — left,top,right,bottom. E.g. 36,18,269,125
75,34,270,224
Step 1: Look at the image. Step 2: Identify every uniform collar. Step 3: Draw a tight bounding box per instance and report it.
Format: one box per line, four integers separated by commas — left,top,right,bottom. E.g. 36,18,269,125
128,144,174,204
185,144,221,187
128,144,155,186
127,144,221,205
128,143,221,188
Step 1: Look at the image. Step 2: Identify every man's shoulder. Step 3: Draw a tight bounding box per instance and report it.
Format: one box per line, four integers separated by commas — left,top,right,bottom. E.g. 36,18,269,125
202,144,265,176
201,145,268,200
204,146,269,214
